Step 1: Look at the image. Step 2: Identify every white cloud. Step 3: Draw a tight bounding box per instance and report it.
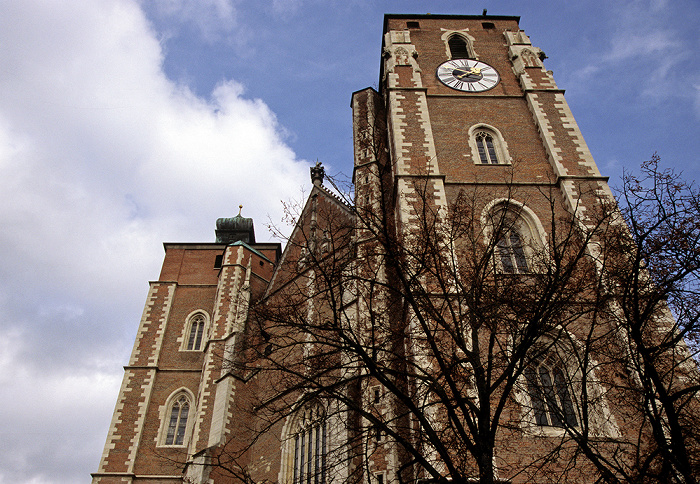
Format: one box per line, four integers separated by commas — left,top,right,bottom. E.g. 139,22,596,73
0,0,307,481
143,0,238,42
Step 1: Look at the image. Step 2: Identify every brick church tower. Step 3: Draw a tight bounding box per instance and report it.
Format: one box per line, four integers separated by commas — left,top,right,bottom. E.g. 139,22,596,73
93,14,684,484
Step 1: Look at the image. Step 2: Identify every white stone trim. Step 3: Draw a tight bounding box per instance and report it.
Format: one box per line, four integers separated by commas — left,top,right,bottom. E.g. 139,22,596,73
481,198,549,251
513,330,621,439
96,369,134,472
440,29,477,59
127,369,156,472
553,93,601,177
467,123,512,165
156,387,197,448
128,282,175,367
178,309,211,352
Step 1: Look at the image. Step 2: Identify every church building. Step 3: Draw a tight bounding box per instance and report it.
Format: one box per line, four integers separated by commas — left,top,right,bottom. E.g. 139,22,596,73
92,14,674,484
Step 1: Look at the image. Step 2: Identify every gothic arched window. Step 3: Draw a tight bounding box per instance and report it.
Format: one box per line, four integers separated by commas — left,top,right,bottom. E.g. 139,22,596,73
181,311,208,352
468,125,511,165
448,34,471,59
187,314,205,350
484,200,545,275
515,336,620,437
497,228,529,273
526,357,578,428
159,390,194,447
475,131,499,164
283,404,328,484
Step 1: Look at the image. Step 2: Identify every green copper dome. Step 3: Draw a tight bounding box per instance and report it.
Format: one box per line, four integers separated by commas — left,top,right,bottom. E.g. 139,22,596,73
215,207,255,244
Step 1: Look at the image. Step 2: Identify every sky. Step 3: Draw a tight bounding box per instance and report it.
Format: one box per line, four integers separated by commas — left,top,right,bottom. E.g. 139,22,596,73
0,1,698,482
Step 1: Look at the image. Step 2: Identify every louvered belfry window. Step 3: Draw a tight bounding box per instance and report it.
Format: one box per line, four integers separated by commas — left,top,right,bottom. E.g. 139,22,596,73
448,35,471,59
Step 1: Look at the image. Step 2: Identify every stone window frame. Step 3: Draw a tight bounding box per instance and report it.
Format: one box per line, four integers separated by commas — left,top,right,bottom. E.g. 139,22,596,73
440,30,477,60
179,310,210,352
514,332,621,438
156,388,196,448
481,199,548,275
468,124,512,166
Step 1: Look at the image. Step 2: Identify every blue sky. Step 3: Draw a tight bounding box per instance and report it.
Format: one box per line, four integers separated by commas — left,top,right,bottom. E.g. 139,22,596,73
0,1,698,483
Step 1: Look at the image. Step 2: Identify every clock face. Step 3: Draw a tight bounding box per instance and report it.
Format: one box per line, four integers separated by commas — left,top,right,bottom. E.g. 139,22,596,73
436,59,500,92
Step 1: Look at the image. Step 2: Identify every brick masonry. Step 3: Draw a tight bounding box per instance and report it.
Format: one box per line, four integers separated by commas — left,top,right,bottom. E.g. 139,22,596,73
94,14,634,484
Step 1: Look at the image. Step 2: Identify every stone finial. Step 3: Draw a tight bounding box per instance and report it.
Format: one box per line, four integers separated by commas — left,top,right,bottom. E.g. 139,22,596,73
310,161,325,187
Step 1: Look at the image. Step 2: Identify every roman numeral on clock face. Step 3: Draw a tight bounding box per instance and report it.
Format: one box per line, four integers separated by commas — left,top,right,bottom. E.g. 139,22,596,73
436,60,500,92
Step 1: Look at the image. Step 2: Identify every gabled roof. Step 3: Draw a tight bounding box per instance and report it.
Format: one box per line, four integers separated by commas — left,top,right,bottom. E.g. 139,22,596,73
265,183,354,297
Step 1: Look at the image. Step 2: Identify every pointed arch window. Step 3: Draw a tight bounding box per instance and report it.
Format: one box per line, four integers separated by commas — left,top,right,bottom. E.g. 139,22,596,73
181,311,208,352
187,314,205,350
484,200,545,274
448,34,471,59
469,125,511,166
158,390,194,447
283,403,328,484
165,395,190,445
497,228,529,273
526,358,578,428
516,335,620,437
475,131,499,164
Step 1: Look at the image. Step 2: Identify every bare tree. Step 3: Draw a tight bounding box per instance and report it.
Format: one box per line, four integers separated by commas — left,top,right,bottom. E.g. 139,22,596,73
185,139,699,484
547,155,700,484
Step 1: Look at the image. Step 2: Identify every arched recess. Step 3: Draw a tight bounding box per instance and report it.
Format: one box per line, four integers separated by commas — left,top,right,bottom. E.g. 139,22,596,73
179,310,210,351
441,30,476,59
481,198,548,274
467,124,512,165
157,387,196,447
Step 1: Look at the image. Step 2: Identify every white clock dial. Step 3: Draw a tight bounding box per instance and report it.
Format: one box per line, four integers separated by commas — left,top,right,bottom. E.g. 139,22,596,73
436,59,500,92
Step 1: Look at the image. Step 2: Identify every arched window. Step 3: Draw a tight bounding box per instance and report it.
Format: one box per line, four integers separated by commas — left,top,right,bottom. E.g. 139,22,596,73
159,390,194,447
468,125,511,165
181,311,209,352
515,335,620,437
187,314,205,350
475,131,499,164
525,358,578,427
483,200,546,275
282,403,328,484
497,227,529,273
165,395,190,445
448,34,471,59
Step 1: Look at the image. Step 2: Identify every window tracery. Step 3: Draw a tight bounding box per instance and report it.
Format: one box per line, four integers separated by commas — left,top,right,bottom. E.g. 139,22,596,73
525,357,578,427
468,125,511,165
515,334,620,438
497,227,529,273
158,389,194,447
474,131,499,164
181,311,209,351
484,201,543,274
284,403,328,484
187,314,205,351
